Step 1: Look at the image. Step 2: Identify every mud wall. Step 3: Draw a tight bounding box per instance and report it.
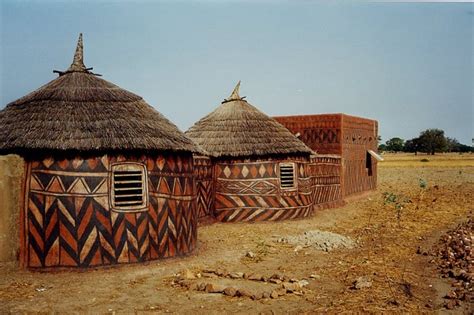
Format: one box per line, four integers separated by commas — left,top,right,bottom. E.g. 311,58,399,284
0,155,24,262
22,153,197,268
274,114,342,155
274,114,378,197
309,155,344,210
194,156,214,220
213,157,316,222
341,115,378,196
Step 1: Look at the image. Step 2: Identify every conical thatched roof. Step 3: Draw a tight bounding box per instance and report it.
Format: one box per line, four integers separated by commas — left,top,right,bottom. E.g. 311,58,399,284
185,82,313,158
0,34,198,155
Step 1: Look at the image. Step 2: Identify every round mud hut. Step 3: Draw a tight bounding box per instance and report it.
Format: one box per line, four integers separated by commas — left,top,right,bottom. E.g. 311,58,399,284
186,82,318,222
0,34,199,269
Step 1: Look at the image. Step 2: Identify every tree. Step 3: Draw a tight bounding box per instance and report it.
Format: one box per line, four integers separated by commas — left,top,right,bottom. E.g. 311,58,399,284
458,143,474,153
404,137,422,154
418,129,447,155
378,143,387,151
385,137,405,152
446,137,460,152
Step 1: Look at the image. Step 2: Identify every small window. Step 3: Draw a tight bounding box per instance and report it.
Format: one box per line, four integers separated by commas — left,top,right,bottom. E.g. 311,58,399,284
279,163,296,189
366,152,373,176
110,163,148,212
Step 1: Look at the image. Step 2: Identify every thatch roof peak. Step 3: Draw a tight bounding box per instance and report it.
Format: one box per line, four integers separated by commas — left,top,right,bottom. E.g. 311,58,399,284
67,33,87,72
223,80,244,103
185,83,313,158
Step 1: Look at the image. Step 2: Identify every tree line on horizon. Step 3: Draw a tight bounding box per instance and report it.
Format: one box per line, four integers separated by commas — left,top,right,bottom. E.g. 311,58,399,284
379,129,473,155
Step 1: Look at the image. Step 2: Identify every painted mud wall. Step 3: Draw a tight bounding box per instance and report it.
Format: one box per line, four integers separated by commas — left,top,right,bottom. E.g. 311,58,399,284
274,114,378,197
309,155,344,210
0,155,24,262
194,156,214,220
22,154,197,268
341,115,378,196
274,114,343,155
213,157,318,222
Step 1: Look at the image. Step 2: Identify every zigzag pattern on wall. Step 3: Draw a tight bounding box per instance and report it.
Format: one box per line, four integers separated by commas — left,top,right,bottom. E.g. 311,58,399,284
196,181,213,219
215,206,313,222
214,192,313,210
308,155,342,208
194,156,214,219
24,155,197,268
300,128,339,145
213,159,318,223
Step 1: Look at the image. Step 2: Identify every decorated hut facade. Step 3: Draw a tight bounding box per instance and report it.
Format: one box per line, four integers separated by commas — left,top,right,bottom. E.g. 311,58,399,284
274,114,381,197
0,35,199,269
186,82,336,222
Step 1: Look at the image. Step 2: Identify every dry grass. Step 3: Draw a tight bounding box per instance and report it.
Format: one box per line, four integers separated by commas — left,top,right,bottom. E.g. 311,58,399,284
380,152,474,167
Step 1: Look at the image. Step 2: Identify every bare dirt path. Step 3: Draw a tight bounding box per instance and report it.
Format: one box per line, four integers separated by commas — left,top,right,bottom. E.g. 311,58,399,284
1,153,473,313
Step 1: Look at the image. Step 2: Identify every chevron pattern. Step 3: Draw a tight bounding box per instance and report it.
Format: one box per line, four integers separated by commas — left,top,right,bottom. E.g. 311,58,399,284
211,156,346,223
23,154,197,268
213,159,318,222
309,155,342,206
196,181,213,219
194,156,214,219
215,206,313,222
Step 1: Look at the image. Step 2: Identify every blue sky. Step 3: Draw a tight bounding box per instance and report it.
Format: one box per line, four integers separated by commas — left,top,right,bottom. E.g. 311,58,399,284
1,0,472,144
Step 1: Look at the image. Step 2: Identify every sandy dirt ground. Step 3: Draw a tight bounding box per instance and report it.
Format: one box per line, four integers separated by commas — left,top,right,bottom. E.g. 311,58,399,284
0,153,473,314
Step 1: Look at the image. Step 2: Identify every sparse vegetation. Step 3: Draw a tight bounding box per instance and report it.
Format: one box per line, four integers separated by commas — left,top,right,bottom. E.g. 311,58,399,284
382,192,411,226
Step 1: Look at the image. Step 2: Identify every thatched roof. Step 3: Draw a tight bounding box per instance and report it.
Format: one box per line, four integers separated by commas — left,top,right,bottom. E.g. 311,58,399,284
0,34,198,155
185,82,313,158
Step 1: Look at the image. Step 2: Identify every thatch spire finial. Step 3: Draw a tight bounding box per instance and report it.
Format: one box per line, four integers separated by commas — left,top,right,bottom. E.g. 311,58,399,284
229,80,241,99
223,81,245,103
68,33,87,72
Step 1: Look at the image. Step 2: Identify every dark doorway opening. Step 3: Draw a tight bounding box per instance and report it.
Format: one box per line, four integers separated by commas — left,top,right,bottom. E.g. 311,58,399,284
366,151,373,176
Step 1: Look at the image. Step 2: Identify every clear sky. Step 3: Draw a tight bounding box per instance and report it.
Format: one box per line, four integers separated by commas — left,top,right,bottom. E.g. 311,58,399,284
1,0,472,144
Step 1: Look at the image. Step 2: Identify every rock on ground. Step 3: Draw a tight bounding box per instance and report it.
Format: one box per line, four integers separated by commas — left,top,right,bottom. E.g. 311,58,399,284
275,230,355,252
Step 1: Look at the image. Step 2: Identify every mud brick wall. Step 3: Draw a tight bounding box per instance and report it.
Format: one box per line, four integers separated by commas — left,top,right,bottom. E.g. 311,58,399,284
22,153,197,268
341,115,378,196
274,114,342,155
193,156,214,220
0,155,24,262
275,114,378,197
213,157,316,222
308,155,343,209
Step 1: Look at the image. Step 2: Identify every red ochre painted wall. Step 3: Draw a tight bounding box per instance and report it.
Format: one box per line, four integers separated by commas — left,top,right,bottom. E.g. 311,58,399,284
274,114,343,155
309,155,345,210
194,156,214,220
274,114,378,197
21,154,197,269
213,157,314,222
205,155,342,222
341,115,378,196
